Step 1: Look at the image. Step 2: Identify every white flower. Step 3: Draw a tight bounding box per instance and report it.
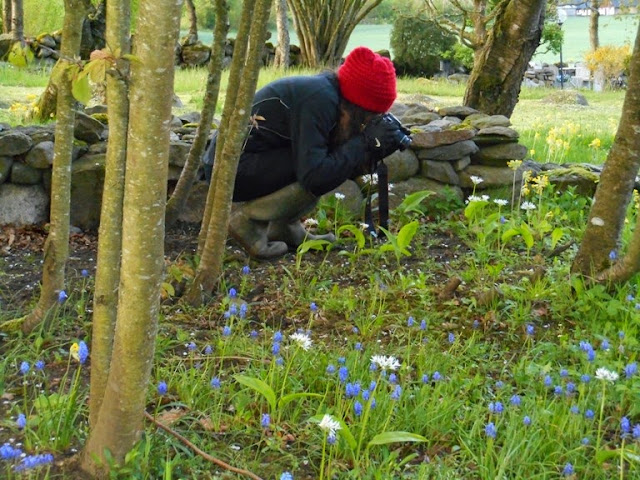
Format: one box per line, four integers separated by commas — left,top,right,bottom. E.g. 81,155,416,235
362,173,379,185
370,354,401,372
318,414,341,436
595,367,619,383
289,332,312,351
388,183,394,191
359,223,370,230
521,201,537,211
481,195,490,202
470,175,484,185
334,193,345,200
303,218,318,227
466,195,485,204
494,199,508,206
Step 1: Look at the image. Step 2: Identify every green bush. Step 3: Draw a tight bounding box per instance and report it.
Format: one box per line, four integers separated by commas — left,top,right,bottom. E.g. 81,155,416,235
390,12,456,77
442,42,474,72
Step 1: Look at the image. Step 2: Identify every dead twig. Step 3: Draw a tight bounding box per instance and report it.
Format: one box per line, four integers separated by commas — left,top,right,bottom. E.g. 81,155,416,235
144,411,264,480
438,276,462,301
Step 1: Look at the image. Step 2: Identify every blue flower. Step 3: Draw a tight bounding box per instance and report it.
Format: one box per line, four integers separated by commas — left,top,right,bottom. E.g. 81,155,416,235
563,462,574,476
362,389,370,401
510,395,521,406
13,453,54,472
0,443,23,460
485,422,497,438
566,382,576,394
581,437,590,445
570,405,580,415
222,326,232,337
579,341,593,352
601,339,610,351
448,332,455,344
187,342,197,352
554,385,563,395
35,360,45,371
499,216,507,224
389,373,397,384
242,265,250,275
239,304,247,318
228,288,237,298
370,398,377,409
338,356,346,364
587,349,596,362
354,342,362,351
391,385,402,400
618,331,626,339
369,380,377,391
407,316,414,327
81,269,90,277
229,304,238,316
633,424,640,439
19,361,30,375
422,374,430,384
609,250,617,260
472,320,480,329
560,368,568,378
250,330,259,339
544,375,552,387
326,364,336,374
352,326,359,334
489,402,504,414
204,345,213,355
338,366,348,383
77,341,89,364
526,324,534,336
585,409,595,419
16,413,26,429
624,362,637,378
261,413,270,428
495,380,504,389
420,319,427,330
346,383,356,398
275,357,284,366
581,374,591,383
523,415,531,426
273,331,283,342
157,381,168,395
272,342,281,356
310,302,318,312
432,371,442,381
210,377,221,389
621,416,631,435
327,432,337,445
280,473,293,480
354,401,363,416
58,290,68,303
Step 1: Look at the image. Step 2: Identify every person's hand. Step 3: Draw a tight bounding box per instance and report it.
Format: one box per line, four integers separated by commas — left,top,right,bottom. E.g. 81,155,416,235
363,115,402,161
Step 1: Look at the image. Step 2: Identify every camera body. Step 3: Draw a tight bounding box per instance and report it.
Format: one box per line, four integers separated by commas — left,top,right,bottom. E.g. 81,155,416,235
381,113,412,151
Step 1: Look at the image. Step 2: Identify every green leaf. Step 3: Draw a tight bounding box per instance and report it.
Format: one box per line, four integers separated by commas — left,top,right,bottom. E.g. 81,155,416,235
277,392,322,410
596,448,640,464
7,42,34,68
122,53,143,64
297,238,330,255
501,228,521,244
72,74,92,105
234,375,276,412
551,227,564,249
396,190,433,214
337,224,366,249
367,431,427,448
464,200,487,220
520,223,534,249
396,220,419,250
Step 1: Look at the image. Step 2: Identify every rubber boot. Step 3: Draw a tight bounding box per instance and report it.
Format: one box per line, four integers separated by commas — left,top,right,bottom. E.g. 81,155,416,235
229,183,332,259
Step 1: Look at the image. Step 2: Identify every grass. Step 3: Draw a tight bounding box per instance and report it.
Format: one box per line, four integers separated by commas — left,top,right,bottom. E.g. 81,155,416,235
1,61,639,479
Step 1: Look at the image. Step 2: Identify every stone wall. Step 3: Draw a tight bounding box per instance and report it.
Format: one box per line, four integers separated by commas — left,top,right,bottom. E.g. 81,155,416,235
0,103,603,230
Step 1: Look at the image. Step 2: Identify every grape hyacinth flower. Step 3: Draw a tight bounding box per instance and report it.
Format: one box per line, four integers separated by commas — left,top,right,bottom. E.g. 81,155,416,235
624,362,637,378
273,331,283,342
633,424,640,439
407,316,414,327
585,409,595,420
187,342,197,352
526,324,535,336
562,463,574,476
581,437,590,445
326,364,336,374
570,405,580,415
204,345,213,355
210,377,221,389
495,381,504,389
600,339,610,351
242,265,250,275
544,375,553,387
310,302,318,312
391,385,402,400
228,288,237,298
13,453,55,472
523,416,532,426
222,326,232,337
354,342,362,351
58,290,68,303
488,402,504,414
422,374,430,384
35,360,45,371
19,361,30,375
261,413,271,429
448,332,455,344
250,330,259,339
81,269,90,277
621,416,631,436
420,319,427,330
560,368,569,378
0,443,23,460
354,401,363,417
510,395,521,407
280,472,293,480
157,381,168,395
16,413,26,429
432,371,442,381
580,374,591,384
338,366,349,383
485,422,497,438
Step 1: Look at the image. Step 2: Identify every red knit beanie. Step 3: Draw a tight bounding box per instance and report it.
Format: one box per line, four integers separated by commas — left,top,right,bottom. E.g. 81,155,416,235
337,46,397,113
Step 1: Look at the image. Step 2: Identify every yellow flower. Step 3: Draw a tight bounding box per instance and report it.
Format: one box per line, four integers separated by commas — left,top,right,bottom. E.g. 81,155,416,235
70,343,80,362
589,138,601,149
507,160,522,171
521,185,530,196
530,149,536,156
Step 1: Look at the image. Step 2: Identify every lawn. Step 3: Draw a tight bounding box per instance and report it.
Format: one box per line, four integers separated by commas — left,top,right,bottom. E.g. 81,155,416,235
0,62,639,479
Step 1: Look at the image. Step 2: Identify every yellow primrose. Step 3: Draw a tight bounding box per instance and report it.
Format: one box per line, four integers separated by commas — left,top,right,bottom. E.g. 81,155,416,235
589,138,601,149
507,160,523,171
70,342,80,362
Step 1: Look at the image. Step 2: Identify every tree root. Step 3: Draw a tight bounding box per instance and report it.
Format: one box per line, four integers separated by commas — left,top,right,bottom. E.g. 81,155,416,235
143,411,264,480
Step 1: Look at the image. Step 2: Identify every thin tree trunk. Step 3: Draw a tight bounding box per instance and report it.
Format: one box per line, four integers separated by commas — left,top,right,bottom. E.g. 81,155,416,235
196,0,255,255
80,0,181,472
590,1,600,51
165,0,229,228
88,0,130,428
463,0,545,117
185,0,198,41
184,0,272,306
20,0,90,335
572,24,640,278
10,0,22,44
2,0,12,34
274,0,290,68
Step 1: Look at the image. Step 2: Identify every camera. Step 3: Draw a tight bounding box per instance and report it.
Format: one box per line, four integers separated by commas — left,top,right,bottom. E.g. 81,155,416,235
382,113,412,151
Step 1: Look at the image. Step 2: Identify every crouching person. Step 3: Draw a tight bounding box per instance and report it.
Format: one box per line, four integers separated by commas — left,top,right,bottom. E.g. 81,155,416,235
205,46,405,259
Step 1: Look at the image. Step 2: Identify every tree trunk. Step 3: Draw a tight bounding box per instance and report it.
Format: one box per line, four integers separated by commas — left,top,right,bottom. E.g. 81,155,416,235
165,0,229,228
185,0,198,41
572,24,640,278
19,0,90,335
10,0,22,44
196,0,255,255
80,0,181,472
590,1,600,51
2,0,11,34
463,0,546,117
274,0,290,68
184,0,272,306
88,0,130,428
287,0,383,68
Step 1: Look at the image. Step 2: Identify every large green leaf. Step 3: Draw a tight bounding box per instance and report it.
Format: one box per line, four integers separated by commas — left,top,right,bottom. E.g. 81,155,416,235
396,220,419,250
71,73,92,105
367,431,427,448
337,224,366,249
396,190,433,214
596,448,640,464
234,375,276,412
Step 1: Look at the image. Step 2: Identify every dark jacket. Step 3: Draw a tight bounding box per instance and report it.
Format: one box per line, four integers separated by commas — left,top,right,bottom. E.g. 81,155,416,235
231,72,367,202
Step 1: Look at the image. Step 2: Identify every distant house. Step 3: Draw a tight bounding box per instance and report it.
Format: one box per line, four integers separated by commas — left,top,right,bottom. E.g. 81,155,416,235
558,1,634,16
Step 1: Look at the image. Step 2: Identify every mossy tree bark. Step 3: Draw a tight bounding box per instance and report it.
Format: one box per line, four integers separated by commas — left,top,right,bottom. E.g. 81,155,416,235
184,0,271,306
274,0,289,68
80,0,181,473
165,0,229,228
10,0,22,43
19,0,90,335
572,24,640,281
287,0,383,68
185,0,198,40
88,0,130,428
463,0,546,117
3,0,12,34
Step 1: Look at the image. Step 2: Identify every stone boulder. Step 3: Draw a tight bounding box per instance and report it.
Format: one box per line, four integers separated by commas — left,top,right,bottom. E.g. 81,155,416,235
11,162,43,185
71,154,106,230
74,111,105,144
468,115,511,129
0,156,12,185
169,142,192,167
0,183,49,225
437,106,478,118
25,141,55,169
411,129,476,149
177,181,208,224
384,149,420,183
417,140,479,161
181,43,211,66
388,177,463,211
473,126,520,146
397,104,441,126
323,180,364,217
0,131,33,157
420,159,460,185
472,143,529,166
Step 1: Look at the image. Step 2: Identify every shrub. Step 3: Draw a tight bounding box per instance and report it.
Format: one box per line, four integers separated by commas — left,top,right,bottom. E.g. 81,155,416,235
390,13,456,77
584,44,632,87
